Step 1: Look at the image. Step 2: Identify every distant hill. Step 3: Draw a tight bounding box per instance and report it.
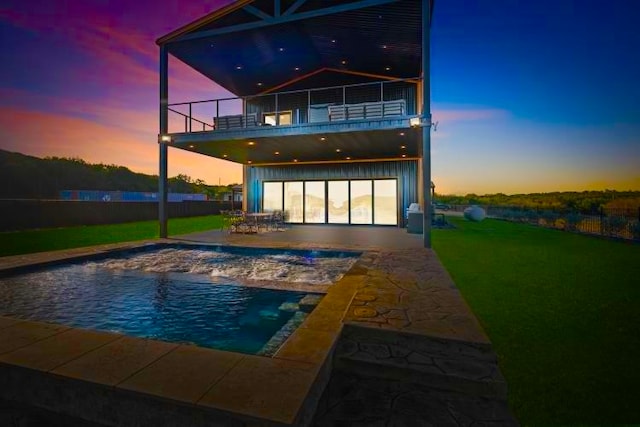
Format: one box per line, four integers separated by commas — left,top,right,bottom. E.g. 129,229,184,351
0,149,231,200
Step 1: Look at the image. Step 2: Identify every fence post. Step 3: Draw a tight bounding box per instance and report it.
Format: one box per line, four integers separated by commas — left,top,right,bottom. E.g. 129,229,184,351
599,206,604,236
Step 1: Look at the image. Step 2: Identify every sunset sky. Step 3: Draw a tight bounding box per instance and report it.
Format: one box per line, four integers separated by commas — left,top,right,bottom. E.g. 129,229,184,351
1,0,638,194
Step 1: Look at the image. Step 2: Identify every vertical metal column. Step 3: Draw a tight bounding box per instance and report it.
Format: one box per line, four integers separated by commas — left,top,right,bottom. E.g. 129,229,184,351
421,0,432,248
159,44,169,238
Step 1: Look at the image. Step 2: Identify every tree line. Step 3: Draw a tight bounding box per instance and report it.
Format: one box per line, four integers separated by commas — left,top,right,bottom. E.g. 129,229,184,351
0,149,238,200
436,190,640,213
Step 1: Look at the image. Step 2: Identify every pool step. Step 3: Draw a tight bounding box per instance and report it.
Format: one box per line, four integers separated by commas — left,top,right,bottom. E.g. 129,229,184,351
334,324,508,400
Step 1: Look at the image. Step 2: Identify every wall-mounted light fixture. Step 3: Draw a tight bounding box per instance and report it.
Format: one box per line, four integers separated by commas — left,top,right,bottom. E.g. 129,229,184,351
409,117,421,127
159,135,172,143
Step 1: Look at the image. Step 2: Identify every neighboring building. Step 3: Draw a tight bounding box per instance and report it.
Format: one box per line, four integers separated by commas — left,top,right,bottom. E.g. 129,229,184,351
156,0,434,246
60,190,207,202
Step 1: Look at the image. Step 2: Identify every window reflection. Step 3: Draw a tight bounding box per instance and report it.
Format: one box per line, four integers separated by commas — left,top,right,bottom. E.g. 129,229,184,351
374,179,397,225
328,181,349,224
350,180,372,224
304,181,325,223
284,182,303,223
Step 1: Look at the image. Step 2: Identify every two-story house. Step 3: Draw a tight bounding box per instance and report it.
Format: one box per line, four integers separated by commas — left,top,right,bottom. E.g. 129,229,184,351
156,0,434,246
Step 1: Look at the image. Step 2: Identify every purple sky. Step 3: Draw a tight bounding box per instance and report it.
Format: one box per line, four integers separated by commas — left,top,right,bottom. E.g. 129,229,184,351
1,0,638,193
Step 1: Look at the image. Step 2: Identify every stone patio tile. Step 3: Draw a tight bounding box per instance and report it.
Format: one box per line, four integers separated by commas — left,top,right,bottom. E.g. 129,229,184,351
198,355,317,424
275,328,338,365
300,307,345,333
119,345,244,403
0,316,22,330
316,291,354,312
52,336,178,386
0,328,120,371
0,320,69,354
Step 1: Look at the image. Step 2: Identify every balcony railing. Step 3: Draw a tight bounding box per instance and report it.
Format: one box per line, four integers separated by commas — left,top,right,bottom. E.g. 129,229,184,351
167,77,420,134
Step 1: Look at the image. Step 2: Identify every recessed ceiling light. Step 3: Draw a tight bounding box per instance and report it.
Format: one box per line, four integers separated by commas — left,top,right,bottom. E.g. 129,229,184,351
248,141,255,146
223,154,228,158
247,160,252,164
399,132,405,136
294,67,300,71
400,145,406,149
341,60,347,65
335,148,341,153
279,47,285,52
274,151,280,155
346,157,351,160
331,39,336,43
293,159,298,162
401,154,407,158
385,66,391,71
257,82,263,86
189,144,194,148
236,65,244,70
320,137,326,141
382,44,387,49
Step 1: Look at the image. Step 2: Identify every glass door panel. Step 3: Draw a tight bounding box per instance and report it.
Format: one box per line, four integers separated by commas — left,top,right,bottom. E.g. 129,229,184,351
350,180,372,224
304,181,325,223
263,182,283,212
374,179,398,225
284,181,303,223
328,181,349,224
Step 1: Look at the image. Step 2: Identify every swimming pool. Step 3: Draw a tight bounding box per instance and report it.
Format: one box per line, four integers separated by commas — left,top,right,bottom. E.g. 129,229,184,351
0,244,359,354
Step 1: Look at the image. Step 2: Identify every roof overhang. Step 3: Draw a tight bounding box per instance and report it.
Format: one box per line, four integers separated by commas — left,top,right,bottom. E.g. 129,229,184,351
157,0,432,96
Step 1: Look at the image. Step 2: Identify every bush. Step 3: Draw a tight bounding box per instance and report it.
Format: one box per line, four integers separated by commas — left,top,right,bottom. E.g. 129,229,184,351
603,215,629,237
564,212,582,232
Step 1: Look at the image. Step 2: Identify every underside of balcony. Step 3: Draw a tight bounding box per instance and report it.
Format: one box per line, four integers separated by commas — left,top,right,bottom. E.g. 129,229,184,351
168,119,422,165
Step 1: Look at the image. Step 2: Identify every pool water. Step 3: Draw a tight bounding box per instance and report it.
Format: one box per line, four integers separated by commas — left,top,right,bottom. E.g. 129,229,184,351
0,245,359,354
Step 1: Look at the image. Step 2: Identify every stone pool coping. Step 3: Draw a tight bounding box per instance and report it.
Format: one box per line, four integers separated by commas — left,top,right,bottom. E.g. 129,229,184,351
0,240,362,426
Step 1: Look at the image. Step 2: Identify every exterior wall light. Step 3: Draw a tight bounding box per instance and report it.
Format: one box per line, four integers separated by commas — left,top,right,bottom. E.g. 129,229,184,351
409,117,421,127
159,135,172,143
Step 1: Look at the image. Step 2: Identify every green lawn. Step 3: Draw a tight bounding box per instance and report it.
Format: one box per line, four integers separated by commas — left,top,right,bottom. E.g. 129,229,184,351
433,217,640,426
0,215,223,257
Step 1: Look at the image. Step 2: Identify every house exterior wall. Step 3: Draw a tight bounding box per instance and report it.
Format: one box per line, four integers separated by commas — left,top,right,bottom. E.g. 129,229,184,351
244,159,418,224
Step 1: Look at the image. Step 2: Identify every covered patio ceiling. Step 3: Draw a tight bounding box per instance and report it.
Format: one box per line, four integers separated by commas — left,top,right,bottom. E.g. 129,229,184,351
170,126,422,165
158,0,431,96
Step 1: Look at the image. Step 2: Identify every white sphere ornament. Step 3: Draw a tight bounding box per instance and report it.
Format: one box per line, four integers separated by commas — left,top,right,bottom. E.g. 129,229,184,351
464,205,486,222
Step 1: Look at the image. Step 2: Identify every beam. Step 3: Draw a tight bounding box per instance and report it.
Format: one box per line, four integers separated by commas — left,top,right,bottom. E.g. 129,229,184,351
282,0,307,16
172,0,399,43
421,0,431,248
243,4,272,20
274,0,281,17
159,45,169,238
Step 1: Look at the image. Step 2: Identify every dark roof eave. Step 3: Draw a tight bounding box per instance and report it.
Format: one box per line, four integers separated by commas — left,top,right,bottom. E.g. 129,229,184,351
156,0,256,46
156,0,435,46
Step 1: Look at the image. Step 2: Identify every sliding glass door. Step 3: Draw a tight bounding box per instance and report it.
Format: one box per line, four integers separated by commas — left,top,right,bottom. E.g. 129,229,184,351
328,181,349,224
373,179,397,225
304,181,325,223
264,178,397,225
284,181,303,223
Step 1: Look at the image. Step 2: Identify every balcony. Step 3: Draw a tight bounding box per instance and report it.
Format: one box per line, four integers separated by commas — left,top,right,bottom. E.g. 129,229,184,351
165,78,425,165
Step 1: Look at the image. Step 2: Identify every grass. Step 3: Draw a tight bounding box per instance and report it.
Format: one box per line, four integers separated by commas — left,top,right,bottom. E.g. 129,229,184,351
433,217,640,426
0,215,223,257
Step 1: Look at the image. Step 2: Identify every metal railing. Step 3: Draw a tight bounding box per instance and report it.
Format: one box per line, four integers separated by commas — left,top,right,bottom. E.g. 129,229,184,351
484,205,640,241
166,76,420,134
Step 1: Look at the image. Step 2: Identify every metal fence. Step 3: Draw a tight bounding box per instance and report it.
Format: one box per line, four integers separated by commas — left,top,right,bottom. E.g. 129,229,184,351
481,205,640,241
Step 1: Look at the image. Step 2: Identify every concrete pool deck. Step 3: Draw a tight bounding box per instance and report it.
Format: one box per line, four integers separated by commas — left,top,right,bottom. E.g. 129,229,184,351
0,225,518,426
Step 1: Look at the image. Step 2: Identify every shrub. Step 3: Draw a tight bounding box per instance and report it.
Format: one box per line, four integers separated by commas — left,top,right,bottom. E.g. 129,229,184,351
564,212,582,232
